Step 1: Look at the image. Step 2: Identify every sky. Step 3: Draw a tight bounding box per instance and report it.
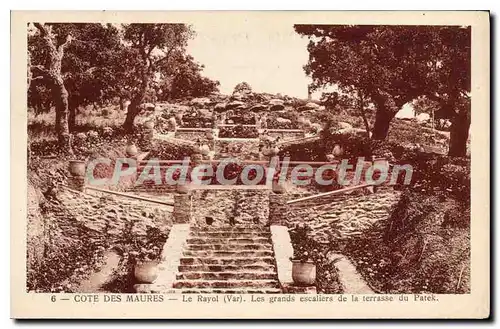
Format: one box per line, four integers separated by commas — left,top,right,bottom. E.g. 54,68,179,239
187,21,312,99
186,22,415,118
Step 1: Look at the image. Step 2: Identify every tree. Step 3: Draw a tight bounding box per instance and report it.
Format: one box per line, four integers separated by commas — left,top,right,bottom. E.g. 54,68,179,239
29,23,73,153
61,24,123,130
28,23,123,131
295,25,471,156
295,25,440,140
418,27,471,156
121,24,194,131
321,90,372,135
157,54,220,100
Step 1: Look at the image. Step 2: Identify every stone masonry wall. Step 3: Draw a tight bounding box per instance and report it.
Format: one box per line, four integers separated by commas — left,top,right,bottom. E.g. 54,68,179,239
214,139,260,160
174,129,213,144
58,188,173,238
191,188,270,226
267,130,305,141
286,188,401,242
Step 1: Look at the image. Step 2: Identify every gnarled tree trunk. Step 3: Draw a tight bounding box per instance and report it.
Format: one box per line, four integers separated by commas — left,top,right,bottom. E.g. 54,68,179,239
123,71,149,132
32,23,72,154
449,110,470,157
371,91,405,140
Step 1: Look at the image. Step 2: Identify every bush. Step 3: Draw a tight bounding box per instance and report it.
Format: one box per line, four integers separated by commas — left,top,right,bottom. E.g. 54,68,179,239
289,224,342,293
233,82,252,95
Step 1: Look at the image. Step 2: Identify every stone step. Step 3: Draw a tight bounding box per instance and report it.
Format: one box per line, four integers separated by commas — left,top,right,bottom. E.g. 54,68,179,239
183,250,274,258
173,279,280,289
176,271,277,280
180,257,276,266
186,237,271,245
190,225,269,233
191,232,272,239
185,243,272,251
178,264,276,273
180,288,282,294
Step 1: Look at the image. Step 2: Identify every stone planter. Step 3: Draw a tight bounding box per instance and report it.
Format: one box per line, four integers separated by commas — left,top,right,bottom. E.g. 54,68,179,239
126,143,138,157
143,120,155,130
373,157,390,169
200,144,210,156
134,261,159,284
332,144,343,157
292,260,316,286
68,160,86,177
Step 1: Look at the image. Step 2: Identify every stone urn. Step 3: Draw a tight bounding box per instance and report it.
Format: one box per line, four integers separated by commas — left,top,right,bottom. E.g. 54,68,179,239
68,160,86,177
168,117,177,131
206,129,215,140
200,144,210,156
332,144,343,157
134,261,159,284
271,145,280,156
191,153,203,162
126,143,138,157
292,260,316,286
261,145,273,157
143,120,155,130
373,156,390,171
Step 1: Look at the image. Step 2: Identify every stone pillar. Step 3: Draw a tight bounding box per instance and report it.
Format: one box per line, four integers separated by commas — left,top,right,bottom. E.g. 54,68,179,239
68,176,85,192
269,193,288,226
68,160,86,192
173,193,192,224
138,125,154,150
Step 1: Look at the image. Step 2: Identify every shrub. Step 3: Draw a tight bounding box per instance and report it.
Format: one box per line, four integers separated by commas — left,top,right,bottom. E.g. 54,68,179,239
233,82,252,95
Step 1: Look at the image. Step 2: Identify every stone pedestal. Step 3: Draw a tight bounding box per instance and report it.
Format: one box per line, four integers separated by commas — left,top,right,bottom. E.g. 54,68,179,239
68,176,85,192
138,126,155,150
173,193,192,224
269,193,288,226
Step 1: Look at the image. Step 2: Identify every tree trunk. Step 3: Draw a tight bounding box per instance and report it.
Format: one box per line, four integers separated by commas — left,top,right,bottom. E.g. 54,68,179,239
123,100,140,132
123,72,149,132
370,91,402,140
358,91,371,136
52,77,72,153
69,105,76,132
448,111,470,157
32,23,73,154
372,108,396,140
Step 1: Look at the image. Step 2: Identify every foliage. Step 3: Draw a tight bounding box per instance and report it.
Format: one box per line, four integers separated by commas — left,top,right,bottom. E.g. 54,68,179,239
218,125,259,138
265,111,301,129
394,151,470,203
28,24,124,122
295,25,471,153
158,54,220,100
146,142,194,160
288,224,343,293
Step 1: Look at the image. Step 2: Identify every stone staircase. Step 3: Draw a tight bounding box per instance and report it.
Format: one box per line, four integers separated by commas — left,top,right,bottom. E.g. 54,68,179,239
173,225,282,293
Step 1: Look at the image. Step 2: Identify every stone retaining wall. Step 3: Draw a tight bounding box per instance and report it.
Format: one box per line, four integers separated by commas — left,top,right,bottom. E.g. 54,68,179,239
266,129,305,141
214,138,260,160
190,187,270,226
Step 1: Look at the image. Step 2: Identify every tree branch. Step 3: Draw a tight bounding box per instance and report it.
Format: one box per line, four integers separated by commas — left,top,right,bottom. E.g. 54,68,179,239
58,34,73,52
153,46,175,69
